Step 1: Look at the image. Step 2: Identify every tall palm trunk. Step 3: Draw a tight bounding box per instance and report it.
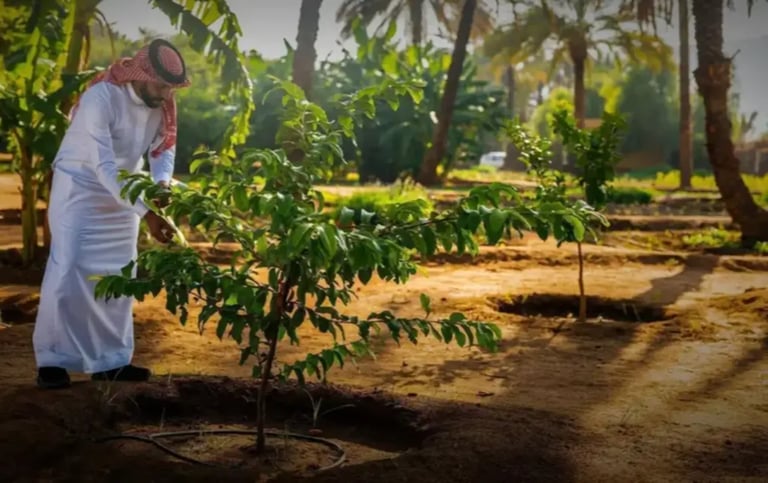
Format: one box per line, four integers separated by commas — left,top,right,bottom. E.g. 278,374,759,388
292,0,322,100
407,0,424,45
502,65,522,171
678,0,692,189
417,0,476,185
570,52,586,129
692,0,768,246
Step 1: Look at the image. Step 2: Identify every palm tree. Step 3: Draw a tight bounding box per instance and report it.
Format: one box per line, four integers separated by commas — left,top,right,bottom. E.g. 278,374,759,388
628,0,768,245
483,0,673,128
691,0,768,244
678,0,692,189
335,0,495,46
293,0,322,100
417,0,477,185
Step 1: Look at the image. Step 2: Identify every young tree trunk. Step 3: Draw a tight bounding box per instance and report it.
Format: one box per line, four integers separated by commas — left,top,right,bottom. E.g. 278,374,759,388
255,279,291,453
577,241,586,323
691,0,768,246
19,149,38,266
678,0,693,189
292,0,322,101
256,330,278,453
417,0,476,186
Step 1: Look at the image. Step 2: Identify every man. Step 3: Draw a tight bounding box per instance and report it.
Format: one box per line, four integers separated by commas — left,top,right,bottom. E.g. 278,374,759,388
33,38,190,389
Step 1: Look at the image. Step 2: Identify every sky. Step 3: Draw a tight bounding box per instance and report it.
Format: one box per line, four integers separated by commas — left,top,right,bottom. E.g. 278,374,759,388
100,0,768,137
100,0,768,59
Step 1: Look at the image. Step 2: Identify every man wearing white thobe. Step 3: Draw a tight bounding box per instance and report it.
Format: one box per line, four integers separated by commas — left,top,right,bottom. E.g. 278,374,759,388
34,39,190,389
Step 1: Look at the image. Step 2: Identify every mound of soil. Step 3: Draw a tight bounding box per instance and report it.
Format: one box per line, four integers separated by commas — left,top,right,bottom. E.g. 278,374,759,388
492,293,672,323
708,287,768,317
0,291,39,324
0,376,577,482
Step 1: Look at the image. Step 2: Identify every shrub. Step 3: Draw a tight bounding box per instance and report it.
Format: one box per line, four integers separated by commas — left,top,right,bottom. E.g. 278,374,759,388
606,186,654,205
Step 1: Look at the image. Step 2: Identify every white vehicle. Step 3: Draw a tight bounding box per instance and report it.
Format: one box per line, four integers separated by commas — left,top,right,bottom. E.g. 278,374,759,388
479,151,506,168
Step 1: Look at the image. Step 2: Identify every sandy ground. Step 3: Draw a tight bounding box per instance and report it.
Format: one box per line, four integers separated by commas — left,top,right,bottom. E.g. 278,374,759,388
1,173,767,482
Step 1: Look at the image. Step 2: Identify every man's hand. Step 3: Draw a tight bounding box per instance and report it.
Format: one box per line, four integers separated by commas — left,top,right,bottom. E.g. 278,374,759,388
144,211,176,244
152,181,171,209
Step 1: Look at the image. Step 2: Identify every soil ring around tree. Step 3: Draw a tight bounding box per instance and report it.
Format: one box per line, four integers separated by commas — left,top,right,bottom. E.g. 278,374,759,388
0,376,433,482
490,293,674,323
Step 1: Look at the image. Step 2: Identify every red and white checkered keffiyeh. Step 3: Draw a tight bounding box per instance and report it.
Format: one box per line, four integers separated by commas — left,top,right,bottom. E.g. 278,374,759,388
71,40,191,158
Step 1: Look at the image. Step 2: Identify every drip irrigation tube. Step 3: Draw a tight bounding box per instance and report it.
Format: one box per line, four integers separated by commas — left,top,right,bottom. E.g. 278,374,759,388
94,429,346,471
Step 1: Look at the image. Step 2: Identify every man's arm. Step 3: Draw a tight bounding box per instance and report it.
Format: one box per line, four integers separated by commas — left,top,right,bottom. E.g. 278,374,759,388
148,131,175,186
78,84,150,217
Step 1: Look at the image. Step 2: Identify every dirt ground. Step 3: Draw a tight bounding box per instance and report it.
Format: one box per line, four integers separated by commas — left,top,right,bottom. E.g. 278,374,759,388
1,174,768,482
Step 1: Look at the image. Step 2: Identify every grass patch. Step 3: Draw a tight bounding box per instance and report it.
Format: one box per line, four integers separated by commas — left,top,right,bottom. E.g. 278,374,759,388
681,227,768,254
330,180,434,218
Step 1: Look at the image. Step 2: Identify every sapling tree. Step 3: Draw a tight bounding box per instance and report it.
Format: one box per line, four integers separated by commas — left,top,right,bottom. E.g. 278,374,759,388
505,109,625,322
93,77,543,454
551,109,627,319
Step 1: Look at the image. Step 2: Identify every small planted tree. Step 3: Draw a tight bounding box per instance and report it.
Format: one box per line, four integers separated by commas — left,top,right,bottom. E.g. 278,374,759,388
93,78,546,453
505,108,626,322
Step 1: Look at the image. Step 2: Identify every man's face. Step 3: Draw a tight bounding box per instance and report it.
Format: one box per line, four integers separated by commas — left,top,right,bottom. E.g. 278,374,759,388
133,80,174,108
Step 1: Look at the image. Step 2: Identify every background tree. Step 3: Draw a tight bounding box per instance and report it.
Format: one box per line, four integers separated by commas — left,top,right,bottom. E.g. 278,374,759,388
484,0,673,128
678,0,692,189
292,0,323,100
335,0,495,46
418,0,477,185
623,0,768,245
0,0,78,266
691,0,768,244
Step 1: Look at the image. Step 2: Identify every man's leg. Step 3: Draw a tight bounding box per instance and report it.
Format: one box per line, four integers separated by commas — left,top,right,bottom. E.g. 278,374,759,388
85,215,150,383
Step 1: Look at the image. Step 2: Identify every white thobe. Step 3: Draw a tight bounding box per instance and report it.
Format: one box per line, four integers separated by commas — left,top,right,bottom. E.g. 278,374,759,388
33,81,175,373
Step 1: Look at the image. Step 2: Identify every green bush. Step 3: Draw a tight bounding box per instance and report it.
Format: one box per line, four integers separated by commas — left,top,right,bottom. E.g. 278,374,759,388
606,186,654,205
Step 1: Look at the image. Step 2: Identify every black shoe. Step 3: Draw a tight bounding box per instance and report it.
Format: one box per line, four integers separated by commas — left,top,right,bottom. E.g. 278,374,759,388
37,366,71,389
91,364,151,382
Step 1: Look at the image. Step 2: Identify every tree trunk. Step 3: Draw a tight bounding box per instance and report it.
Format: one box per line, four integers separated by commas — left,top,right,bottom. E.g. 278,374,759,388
502,65,521,171
692,0,768,245
678,0,693,189
20,149,38,266
292,0,322,101
417,0,476,186
407,0,423,45
571,54,586,129
577,241,586,323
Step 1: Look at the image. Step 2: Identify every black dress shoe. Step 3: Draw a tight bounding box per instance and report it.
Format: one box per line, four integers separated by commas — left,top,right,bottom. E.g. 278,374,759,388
91,364,151,382
37,366,71,389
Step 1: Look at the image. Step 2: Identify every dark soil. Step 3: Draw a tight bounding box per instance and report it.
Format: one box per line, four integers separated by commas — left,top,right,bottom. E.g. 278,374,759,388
492,293,672,323
0,377,575,483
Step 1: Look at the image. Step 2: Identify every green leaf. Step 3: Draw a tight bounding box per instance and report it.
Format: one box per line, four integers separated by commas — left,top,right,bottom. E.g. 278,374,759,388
318,224,338,258
339,207,355,225
419,293,431,315
290,223,313,250
564,214,586,241
233,185,249,211
484,209,507,245
453,325,467,347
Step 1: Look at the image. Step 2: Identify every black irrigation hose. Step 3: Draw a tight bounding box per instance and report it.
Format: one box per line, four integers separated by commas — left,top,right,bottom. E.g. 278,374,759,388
94,429,347,471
